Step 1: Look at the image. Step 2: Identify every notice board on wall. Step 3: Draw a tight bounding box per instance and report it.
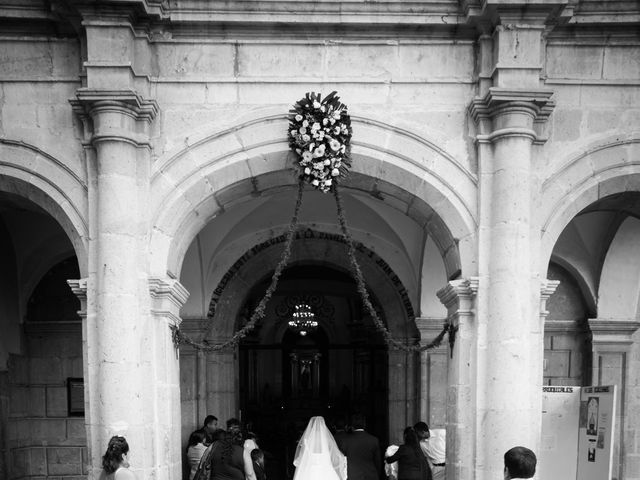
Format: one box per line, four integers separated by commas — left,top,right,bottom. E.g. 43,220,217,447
577,385,617,480
539,386,581,480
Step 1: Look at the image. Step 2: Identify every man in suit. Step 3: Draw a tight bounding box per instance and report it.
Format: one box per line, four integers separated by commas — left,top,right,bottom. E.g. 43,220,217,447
336,413,382,480
503,446,536,479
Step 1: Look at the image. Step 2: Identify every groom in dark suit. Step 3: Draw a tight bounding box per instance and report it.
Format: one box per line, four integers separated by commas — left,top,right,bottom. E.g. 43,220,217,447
336,413,382,480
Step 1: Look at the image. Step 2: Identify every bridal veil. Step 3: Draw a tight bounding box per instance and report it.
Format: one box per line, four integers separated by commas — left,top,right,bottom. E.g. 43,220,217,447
293,416,348,480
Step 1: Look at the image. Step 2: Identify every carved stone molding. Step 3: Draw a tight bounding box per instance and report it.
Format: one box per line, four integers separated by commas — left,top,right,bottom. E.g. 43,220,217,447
540,279,560,321
67,278,88,320
469,88,556,144
437,277,479,312
149,276,190,326
588,318,640,345
70,89,159,147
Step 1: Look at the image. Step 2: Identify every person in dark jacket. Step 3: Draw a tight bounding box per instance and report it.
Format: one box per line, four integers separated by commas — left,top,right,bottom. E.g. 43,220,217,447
336,413,382,480
385,427,432,480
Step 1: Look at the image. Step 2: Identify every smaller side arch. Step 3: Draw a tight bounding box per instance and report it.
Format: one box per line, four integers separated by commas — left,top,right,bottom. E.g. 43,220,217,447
540,137,640,271
0,140,89,275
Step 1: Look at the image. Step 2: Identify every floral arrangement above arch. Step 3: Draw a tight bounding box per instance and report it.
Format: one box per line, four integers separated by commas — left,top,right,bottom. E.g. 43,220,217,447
288,91,352,192
170,93,457,355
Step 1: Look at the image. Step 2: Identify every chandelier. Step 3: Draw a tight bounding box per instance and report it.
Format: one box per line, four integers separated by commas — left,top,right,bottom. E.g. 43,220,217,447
288,303,318,336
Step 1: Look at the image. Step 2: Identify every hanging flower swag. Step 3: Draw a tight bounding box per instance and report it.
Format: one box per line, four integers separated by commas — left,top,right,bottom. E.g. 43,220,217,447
170,92,455,354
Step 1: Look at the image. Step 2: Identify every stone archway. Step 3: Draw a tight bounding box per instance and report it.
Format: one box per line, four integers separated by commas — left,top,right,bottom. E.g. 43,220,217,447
180,231,426,447
148,113,477,281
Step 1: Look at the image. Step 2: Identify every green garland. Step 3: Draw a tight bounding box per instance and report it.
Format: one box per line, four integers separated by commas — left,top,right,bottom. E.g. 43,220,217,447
171,181,453,354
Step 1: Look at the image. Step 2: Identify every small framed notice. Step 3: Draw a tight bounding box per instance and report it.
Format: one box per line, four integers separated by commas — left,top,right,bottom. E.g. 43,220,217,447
67,377,84,416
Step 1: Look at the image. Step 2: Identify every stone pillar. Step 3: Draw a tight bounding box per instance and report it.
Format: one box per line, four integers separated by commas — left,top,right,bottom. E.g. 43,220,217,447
588,319,640,480
415,317,448,428
388,349,419,444
469,88,555,479
71,90,187,480
206,343,238,424
437,278,478,480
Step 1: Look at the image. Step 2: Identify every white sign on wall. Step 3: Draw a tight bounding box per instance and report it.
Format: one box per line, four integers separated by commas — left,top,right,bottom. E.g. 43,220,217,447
577,385,617,480
539,386,581,480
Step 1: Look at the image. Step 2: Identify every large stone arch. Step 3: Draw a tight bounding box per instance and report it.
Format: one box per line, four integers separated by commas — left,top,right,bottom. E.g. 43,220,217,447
540,136,640,270
0,139,89,275
204,232,417,342
149,112,477,281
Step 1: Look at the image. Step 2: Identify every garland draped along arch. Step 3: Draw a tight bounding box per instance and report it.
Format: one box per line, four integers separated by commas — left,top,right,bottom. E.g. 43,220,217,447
171,92,456,353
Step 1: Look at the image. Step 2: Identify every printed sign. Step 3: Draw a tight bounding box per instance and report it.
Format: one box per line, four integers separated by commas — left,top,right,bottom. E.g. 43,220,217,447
577,386,617,480
539,386,581,480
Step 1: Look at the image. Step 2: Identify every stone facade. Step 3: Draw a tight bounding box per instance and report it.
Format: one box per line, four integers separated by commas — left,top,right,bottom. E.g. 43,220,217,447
0,1,639,479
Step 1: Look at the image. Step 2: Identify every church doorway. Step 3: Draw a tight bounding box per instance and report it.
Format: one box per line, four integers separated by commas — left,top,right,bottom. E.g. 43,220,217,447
238,264,388,479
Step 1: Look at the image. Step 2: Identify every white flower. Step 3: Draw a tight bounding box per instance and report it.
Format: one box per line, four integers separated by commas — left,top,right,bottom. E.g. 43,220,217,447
322,118,329,126
302,151,313,162
325,179,332,186
311,122,321,131
312,179,319,186
333,111,341,119
295,114,303,121
290,129,297,136
335,161,341,167
320,106,325,112
330,118,335,125
323,159,331,165
304,167,311,174
302,119,309,128
313,101,321,109
331,168,340,176
334,126,341,135
314,162,323,170
317,131,325,139
299,127,307,134
313,144,326,157
302,134,310,142
329,139,341,151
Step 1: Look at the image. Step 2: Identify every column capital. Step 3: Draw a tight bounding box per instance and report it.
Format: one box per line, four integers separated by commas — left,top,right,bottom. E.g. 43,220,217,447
70,88,159,147
539,278,560,321
67,278,88,320
437,277,479,311
462,0,574,27
469,88,555,144
415,316,449,349
149,276,190,326
588,318,640,346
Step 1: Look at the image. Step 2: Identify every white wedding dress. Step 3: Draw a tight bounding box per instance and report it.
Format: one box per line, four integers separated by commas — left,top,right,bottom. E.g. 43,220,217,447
293,416,347,480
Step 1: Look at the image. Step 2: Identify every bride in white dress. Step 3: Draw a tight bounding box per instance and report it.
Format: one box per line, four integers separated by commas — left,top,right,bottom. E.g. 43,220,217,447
293,416,348,480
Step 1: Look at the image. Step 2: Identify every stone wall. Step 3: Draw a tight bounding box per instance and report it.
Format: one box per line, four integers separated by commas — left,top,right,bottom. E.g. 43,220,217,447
7,323,85,480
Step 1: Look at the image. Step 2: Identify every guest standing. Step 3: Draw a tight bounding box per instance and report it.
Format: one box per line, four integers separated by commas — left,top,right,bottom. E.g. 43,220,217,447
187,430,208,480
99,436,136,480
336,413,382,480
414,422,445,480
385,427,432,480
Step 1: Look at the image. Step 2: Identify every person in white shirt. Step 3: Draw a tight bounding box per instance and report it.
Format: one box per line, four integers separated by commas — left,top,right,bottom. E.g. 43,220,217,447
414,422,446,480
503,446,536,479
186,429,208,480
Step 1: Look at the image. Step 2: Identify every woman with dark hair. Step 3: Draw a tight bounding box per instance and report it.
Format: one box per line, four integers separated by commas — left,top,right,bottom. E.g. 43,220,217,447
385,427,432,480
99,436,136,480
209,430,246,480
187,429,208,480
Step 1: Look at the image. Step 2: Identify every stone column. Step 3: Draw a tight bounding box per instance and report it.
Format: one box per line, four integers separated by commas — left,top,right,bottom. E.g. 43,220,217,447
71,90,187,479
437,278,478,480
415,317,448,427
469,88,555,479
587,319,640,480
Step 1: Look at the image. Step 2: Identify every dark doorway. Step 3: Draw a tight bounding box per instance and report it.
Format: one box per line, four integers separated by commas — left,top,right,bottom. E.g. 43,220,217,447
238,264,388,479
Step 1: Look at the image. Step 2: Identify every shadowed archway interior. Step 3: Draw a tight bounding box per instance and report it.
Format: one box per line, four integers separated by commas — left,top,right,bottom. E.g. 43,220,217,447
238,264,388,480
